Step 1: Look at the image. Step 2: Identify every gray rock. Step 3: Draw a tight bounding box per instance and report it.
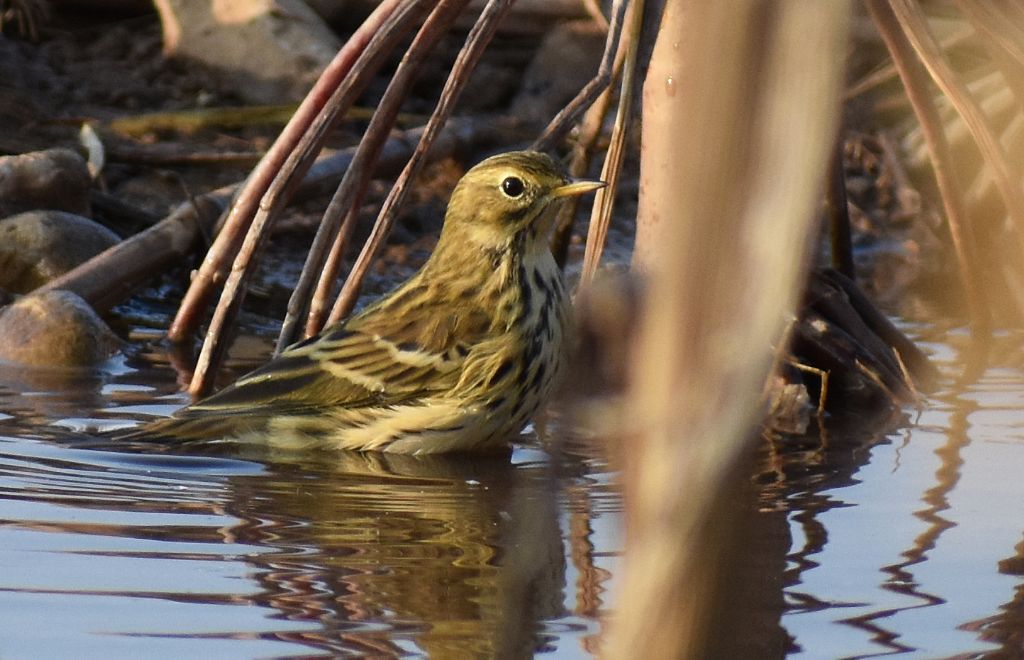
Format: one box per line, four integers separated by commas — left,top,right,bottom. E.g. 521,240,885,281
154,0,341,103
510,19,605,123
0,290,122,368
0,210,120,293
0,148,91,217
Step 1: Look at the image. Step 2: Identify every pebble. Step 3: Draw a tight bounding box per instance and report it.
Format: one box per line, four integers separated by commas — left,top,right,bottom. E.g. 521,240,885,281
0,148,91,218
153,0,341,103
510,19,606,123
0,290,122,368
0,210,120,293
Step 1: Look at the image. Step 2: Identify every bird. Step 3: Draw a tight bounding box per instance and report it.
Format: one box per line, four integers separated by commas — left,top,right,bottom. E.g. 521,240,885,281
136,150,604,454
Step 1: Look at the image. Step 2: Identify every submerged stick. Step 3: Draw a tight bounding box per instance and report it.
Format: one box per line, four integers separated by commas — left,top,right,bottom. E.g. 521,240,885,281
325,0,516,329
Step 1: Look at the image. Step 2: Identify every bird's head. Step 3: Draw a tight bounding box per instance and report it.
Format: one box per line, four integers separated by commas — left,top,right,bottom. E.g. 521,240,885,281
439,150,604,253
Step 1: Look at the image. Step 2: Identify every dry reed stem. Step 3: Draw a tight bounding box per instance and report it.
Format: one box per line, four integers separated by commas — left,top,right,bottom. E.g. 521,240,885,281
323,0,516,330
820,268,937,388
167,0,402,344
888,0,1024,299
581,0,609,30
607,1,849,657
578,0,642,287
844,23,974,100
103,143,262,166
532,0,629,153
866,0,991,337
307,204,359,336
953,1,1024,113
275,0,472,350
187,2,434,396
550,61,620,268
826,138,855,278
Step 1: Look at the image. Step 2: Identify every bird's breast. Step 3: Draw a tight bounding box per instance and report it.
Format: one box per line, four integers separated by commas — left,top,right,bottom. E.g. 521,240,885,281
513,254,571,411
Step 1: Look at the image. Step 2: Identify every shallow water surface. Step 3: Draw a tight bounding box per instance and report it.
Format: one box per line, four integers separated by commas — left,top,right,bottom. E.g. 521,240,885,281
2,321,1024,657
770,325,1024,657
0,347,619,658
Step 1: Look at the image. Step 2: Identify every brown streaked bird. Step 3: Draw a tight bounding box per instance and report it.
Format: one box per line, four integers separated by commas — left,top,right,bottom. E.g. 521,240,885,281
139,151,604,454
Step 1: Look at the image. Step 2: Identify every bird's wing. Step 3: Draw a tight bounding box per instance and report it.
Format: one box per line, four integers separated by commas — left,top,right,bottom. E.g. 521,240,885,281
193,330,455,413
177,288,495,413
126,321,467,442
119,279,499,444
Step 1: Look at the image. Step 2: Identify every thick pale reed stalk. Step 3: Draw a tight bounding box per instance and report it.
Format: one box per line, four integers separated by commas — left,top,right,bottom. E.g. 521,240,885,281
607,2,849,658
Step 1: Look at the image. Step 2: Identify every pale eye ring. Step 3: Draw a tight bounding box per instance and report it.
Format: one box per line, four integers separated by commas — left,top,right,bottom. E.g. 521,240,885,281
500,176,525,198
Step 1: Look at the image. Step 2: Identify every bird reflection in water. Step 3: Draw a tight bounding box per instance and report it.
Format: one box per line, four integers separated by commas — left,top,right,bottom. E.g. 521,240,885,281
214,449,573,657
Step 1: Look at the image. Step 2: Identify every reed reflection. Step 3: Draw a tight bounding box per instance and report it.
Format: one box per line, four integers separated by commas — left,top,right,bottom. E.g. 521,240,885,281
760,411,909,653
949,340,1024,655
845,380,975,643
969,536,1024,652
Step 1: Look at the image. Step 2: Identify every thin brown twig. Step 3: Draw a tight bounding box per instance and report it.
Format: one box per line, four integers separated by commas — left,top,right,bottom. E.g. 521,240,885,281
104,143,263,166
325,0,516,329
581,0,609,31
532,0,629,153
306,204,360,339
866,0,991,338
580,0,643,286
187,1,433,397
275,0,473,350
167,0,403,344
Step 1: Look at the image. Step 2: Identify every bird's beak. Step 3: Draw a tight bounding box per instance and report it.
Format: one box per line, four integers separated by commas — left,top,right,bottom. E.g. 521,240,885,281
551,179,606,198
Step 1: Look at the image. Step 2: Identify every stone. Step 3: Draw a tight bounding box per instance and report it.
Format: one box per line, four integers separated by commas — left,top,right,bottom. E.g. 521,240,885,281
0,210,120,293
0,148,91,217
0,290,122,368
304,0,378,29
153,0,342,103
510,19,606,124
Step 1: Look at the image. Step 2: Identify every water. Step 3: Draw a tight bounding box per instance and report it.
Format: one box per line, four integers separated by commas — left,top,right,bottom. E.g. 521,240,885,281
0,344,620,658
772,325,1024,657
2,319,1024,657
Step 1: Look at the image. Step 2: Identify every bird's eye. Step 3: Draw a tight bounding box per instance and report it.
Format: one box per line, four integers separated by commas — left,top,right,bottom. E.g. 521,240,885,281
500,176,525,198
